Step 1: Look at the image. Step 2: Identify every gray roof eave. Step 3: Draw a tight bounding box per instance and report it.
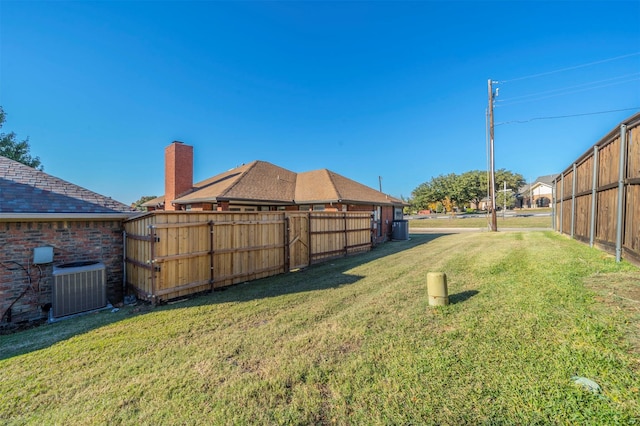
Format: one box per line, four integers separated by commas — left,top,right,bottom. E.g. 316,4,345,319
297,198,407,206
0,212,139,221
173,197,295,205
295,199,341,205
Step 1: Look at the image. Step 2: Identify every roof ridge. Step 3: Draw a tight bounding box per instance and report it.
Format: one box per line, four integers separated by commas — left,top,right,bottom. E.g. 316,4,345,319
324,169,342,200
219,160,259,197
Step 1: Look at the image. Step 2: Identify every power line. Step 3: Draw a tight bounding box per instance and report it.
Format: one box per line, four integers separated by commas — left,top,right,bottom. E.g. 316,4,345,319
500,52,640,83
496,76,640,107
495,107,640,126
495,72,640,105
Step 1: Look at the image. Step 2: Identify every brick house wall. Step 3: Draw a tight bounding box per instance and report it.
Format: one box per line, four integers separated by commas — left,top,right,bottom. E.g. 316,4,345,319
380,206,394,241
0,219,124,324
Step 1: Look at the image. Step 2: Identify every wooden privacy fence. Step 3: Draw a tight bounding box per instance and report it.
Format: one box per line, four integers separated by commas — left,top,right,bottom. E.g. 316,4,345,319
123,211,373,302
553,112,640,265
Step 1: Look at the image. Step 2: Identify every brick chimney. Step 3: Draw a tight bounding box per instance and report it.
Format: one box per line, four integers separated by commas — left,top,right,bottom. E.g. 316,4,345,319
165,141,193,211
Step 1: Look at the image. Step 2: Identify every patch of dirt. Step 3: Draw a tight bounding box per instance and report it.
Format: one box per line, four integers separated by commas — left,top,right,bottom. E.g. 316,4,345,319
585,272,640,355
129,304,154,315
0,318,48,335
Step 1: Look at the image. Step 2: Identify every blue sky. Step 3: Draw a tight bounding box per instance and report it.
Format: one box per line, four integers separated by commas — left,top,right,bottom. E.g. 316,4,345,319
1,1,639,205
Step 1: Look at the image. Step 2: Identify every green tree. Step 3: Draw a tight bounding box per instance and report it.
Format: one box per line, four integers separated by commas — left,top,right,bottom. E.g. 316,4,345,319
410,181,438,211
0,107,43,170
410,173,457,212
456,170,488,208
494,169,526,194
411,169,525,212
439,173,462,208
131,195,158,211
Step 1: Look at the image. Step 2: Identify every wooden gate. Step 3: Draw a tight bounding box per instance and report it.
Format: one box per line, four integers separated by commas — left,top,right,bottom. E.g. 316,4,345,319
286,212,310,270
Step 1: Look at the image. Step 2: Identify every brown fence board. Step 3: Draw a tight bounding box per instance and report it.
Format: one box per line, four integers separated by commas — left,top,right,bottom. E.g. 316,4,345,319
124,214,154,301
309,213,371,264
575,156,593,194
624,184,639,254
629,126,640,180
573,194,592,241
562,169,573,200
562,198,573,234
595,186,619,244
598,137,620,187
287,213,310,270
554,112,640,265
124,211,372,302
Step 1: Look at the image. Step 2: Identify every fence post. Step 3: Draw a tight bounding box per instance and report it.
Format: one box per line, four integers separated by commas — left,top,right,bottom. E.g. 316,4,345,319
149,225,157,306
590,145,599,247
560,173,564,234
343,213,348,257
284,215,290,272
308,213,313,266
552,182,556,231
209,221,215,291
122,230,127,299
616,124,628,262
571,163,577,238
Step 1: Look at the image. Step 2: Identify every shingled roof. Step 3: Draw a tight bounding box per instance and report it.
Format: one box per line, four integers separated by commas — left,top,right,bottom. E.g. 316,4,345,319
145,160,404,208
175,161,298,205
295,169,401,205
0,156,135,217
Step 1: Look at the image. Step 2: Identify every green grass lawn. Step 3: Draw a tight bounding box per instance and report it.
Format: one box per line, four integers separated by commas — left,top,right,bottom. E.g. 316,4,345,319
1,232,638,425
409,214,552,229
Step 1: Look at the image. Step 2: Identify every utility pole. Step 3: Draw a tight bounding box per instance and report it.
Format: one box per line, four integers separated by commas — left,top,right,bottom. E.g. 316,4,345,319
488,79,498,231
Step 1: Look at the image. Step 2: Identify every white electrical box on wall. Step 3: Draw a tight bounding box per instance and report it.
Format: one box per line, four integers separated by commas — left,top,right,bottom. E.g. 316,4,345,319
33,246,54,264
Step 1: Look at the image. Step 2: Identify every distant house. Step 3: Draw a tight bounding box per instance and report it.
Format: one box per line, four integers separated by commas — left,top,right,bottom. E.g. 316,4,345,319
0,156,136,324
143,141,407,243
516,174,558,208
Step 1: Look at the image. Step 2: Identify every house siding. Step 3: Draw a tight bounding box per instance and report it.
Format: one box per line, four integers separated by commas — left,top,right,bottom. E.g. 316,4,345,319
0,220,124,323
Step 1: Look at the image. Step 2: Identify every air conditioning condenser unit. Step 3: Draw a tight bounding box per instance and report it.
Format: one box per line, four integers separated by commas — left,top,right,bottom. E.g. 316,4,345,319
52,261,107,319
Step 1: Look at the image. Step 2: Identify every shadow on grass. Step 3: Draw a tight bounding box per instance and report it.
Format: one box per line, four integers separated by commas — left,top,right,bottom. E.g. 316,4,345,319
205,233,452,304
0,233,450,360
449,290,479,304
